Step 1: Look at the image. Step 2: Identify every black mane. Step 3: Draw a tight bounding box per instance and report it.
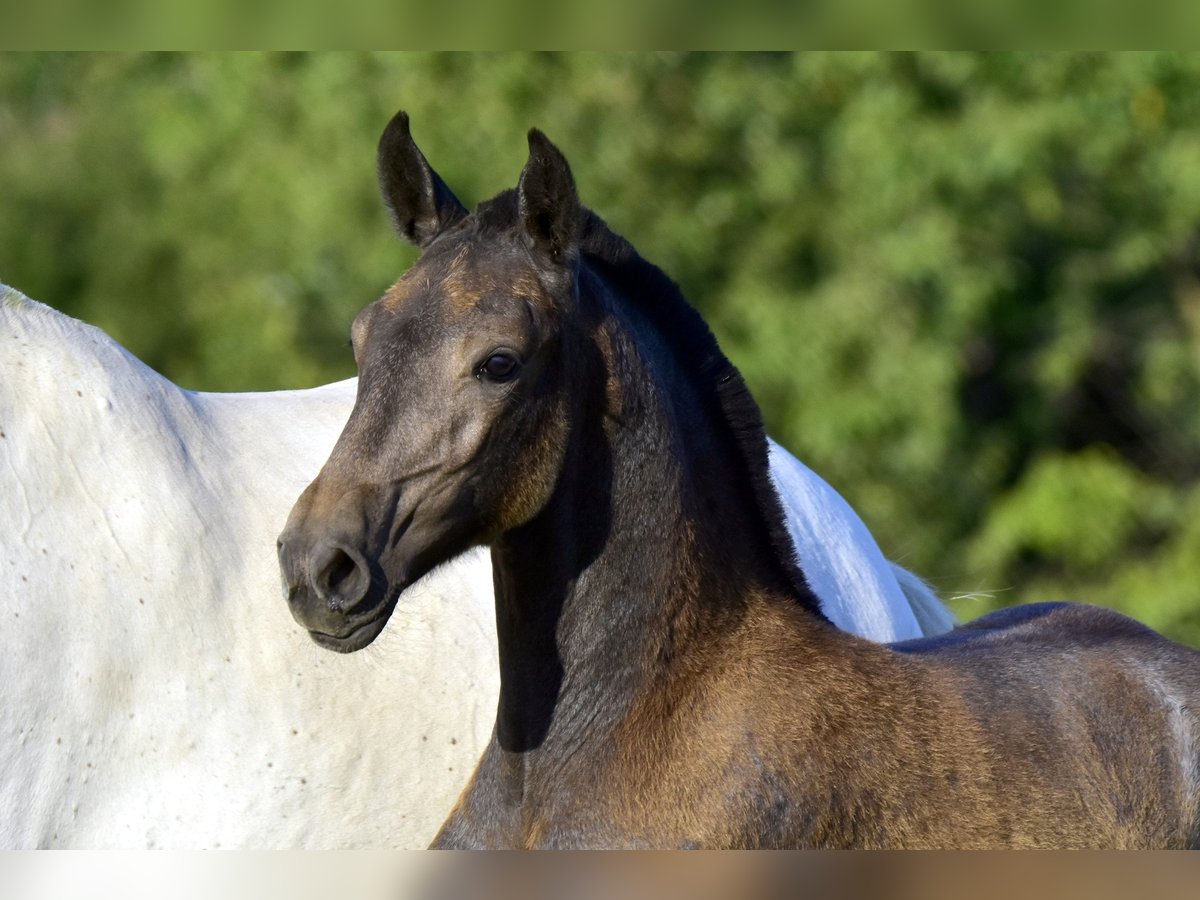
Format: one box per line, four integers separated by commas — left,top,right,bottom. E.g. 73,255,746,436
575,209,823,617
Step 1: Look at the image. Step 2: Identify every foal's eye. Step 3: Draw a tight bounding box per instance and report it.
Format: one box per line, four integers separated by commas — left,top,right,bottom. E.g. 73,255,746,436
477,352,521,382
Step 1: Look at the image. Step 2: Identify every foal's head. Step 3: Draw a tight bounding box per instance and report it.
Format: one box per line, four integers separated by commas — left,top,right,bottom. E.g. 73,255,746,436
279,113,587,651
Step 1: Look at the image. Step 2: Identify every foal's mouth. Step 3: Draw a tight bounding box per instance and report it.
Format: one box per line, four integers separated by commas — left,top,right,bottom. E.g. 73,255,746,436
305,593,401,653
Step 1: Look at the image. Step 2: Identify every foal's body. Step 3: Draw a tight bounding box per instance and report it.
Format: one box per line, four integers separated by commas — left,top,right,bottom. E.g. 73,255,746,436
282,113,1200,849
429,249,1200,848
443,599,1199,848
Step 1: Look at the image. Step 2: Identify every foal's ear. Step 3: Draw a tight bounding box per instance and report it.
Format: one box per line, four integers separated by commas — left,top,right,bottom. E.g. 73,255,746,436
518,129,580,267
377,111,468,248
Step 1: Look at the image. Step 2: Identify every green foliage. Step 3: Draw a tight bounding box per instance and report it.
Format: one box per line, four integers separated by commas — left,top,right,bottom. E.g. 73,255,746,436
4,52,1200,644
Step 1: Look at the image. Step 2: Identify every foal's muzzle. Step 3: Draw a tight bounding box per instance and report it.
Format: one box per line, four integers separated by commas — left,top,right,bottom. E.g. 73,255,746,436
277,528,389,652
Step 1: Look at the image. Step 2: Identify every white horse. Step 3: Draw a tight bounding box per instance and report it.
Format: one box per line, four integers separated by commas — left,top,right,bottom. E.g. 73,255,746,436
0,284,952,848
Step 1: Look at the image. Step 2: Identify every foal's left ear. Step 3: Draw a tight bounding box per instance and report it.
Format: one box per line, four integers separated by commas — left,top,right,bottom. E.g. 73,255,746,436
518,130,580,268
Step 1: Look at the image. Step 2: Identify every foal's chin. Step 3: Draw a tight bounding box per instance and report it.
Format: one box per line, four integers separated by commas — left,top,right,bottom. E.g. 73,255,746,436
305,590,403,653
307,615,389,653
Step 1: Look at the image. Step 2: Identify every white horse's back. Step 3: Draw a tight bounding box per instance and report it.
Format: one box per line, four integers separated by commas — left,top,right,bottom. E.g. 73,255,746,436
2,287,495,847
0,285,949,847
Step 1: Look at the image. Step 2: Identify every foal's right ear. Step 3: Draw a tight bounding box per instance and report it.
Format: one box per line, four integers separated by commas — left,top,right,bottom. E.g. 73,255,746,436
518,129,579,268
377,111,468,248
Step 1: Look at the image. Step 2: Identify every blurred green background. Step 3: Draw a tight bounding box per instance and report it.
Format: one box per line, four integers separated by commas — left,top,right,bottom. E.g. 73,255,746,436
4,52,1200,644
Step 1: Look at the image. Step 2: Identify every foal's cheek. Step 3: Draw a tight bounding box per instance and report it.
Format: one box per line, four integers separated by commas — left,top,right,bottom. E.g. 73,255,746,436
490,402,571,533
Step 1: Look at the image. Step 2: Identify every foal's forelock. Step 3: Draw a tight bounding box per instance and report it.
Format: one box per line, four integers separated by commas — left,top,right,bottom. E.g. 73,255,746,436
381,230,558,323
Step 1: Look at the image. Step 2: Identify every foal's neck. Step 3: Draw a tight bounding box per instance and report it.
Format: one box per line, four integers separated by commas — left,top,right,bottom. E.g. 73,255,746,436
488,296,823,758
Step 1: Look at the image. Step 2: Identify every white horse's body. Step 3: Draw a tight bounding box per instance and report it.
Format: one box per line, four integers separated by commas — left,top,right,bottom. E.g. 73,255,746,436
0,285,951,848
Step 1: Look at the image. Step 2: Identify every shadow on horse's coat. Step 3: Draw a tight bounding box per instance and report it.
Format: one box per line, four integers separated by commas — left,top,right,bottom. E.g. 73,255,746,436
279,112,1200,849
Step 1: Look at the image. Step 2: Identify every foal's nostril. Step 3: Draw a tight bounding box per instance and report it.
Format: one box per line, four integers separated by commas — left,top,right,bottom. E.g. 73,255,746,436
311,543,370,612
326,552,359,598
